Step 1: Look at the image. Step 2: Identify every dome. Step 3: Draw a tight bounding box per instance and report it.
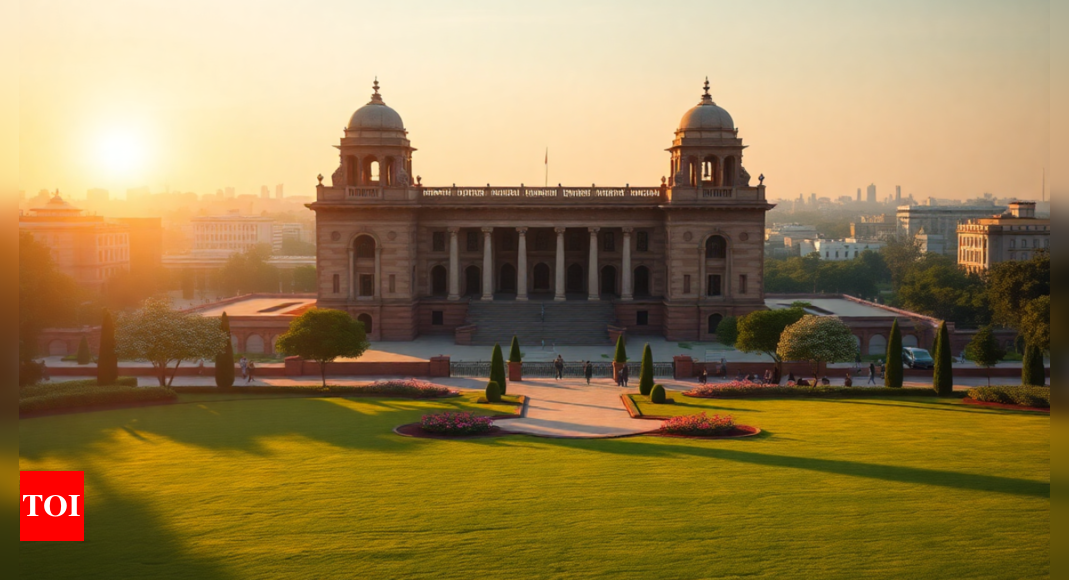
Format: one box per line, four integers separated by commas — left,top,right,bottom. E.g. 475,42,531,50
678,79,734,132
347,80,404,131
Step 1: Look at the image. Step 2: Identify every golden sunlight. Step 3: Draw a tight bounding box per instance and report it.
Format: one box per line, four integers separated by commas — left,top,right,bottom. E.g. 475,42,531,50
94,128,149,177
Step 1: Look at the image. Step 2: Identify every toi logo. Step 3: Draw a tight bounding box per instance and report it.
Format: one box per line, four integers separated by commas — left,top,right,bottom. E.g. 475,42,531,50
20,471,84,541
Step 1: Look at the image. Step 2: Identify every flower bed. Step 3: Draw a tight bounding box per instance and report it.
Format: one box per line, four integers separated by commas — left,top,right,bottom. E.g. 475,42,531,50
364,379,457,398
684,382,938,399
419,411,495,436
172,379,458,399
966,385,1049,409
660,412,736,436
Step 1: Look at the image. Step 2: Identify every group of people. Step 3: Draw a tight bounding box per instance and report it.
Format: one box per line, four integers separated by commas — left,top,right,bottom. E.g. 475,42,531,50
554,355,627,387
239,356,256,383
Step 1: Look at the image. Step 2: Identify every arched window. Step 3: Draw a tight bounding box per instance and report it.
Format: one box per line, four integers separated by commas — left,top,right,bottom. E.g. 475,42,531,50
357,313,373,333
430,265,447,296
465,266,481,296
708,314,723,334
245,334,265,354
499,263,517,292
705,235,726,259
868,334,886,356
368,160,380,184
355,236,376,258
634,266,650,297
532,263,550,291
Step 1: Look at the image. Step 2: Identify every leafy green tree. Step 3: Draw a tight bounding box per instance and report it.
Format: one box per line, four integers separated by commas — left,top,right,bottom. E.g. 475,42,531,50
638,343,654,396
97,309,119,385
932,321,953,396
214,244,281,295
1022,343,1046,387
508,336,522,363
987,250,1049,330
965,325,1006,386
717,316,738,347
19,232,81,364
1020,295,1049,352
736,307,806,379
276,309,370,388
76,336,92,365
895,254,990,328
490,344,507,395
215,312,235,389
776,315,856,377
116,298,230,386
880,236,922,292
292,265,318,293
613,335,627,363
885,319,903,388
280,237,317,256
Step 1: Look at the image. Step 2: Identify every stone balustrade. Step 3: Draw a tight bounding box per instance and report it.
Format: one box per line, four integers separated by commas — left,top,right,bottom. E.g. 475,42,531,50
317,184,765,204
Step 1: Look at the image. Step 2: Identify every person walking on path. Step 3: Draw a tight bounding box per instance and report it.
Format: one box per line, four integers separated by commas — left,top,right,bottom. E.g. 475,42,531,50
619,364,629,389
583,361,593,385
246,361,256,384
554,355,564,380
239,356,248,380
699,368,708,385
763,369,773,385
868,362,877,385
844,373,853,387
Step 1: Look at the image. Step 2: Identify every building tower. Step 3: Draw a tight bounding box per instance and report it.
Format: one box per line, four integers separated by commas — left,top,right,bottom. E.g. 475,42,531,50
330,79,415,190
895,185,901,203
666,79,750,192
866,183,877,203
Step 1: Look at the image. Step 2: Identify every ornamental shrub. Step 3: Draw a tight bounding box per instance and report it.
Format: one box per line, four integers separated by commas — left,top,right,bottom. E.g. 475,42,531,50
613,334,627,363
650,383,667,404
684,383,938,399
638,343,654,396
932,320,953,396
76,337,92,365
966,385,1049,408
20,384,176,416
508,336,522,363
97,309,118,385
1022,343,1046,387
485,381,502,402
965,325,1006,386
885,319,903,388
490,343,507,394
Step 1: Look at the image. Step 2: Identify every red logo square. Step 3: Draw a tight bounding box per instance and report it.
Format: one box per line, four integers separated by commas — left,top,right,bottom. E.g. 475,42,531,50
20,471,84,541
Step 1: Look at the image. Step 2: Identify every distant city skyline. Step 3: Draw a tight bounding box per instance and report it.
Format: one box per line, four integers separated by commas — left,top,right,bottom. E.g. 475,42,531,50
19,1,1052,202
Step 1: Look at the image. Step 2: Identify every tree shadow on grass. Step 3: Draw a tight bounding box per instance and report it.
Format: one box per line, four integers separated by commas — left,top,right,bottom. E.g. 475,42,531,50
462,436,1049,499
20,472,234,580
813,398,1046,416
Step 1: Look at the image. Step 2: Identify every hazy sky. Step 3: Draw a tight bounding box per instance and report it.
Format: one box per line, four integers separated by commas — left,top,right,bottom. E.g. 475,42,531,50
19,0,1051,202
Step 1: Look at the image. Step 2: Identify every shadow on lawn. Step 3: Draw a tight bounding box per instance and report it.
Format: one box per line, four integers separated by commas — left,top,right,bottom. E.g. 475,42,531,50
21,471,234,580
814,398,1047,416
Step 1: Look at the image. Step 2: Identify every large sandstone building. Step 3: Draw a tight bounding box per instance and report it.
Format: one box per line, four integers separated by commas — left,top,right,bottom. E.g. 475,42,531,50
310,80,773,344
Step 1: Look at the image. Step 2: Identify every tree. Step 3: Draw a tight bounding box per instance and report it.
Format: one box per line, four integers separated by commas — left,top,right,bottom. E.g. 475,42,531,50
965,325,1006,386
97,309,119,385
292,265,318,293
280,237,317,256
508,336,522,363
613,335,627,363
932,321,953,396
19,232,81,364
489,344,507,395
214,244,281,295
215,313,235,389
885,319,903,388
987,250,1049,330
638,343,654,396
717,316,738,347
736,307,806,380
76,337,92,365
115,297,230,386
881,236,922,292
276,309,369,388
776,315,856,377
1022,343,1046,387
1020,295,1050,353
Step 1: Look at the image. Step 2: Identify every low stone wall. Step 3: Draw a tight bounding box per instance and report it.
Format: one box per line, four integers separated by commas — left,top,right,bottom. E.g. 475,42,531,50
47,356,452,379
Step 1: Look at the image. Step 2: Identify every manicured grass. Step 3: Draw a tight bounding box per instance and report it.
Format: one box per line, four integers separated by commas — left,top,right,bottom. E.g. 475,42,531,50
20,393,1048,579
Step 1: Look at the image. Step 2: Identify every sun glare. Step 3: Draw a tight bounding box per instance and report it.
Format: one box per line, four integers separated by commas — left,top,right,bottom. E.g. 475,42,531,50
95,130,148,176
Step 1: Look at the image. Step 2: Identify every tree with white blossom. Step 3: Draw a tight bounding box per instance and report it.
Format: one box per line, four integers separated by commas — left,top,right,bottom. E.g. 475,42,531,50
776,315,857,379
116,297,229,387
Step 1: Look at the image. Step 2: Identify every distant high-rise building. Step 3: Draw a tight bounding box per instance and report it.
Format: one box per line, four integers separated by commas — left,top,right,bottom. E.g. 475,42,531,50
216,189,224,199
895,185,901,202
808,193,817,206
260,185,270,199
856,188,861,202
87,188,109,203
866,183,876,203
275,184,284,199
126,186,150,202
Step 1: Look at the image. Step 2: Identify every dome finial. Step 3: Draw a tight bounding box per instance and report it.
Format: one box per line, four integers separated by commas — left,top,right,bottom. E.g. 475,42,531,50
369,77,384,104
701,77,714,104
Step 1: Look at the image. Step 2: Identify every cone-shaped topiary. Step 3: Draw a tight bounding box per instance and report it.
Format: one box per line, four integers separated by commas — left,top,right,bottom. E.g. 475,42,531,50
215,312,235,389
490,343,507,395
97,308,118,385
1022,343,1046,386
650,383,667,404
885,319,903,388
613,334,627,363
639,343,655,396
485,381,502,402
932,321,953,396
508,335,521,363
76,336,92,365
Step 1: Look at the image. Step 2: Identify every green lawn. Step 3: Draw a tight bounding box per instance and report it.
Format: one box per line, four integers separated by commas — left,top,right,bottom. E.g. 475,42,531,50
20,393,1048,579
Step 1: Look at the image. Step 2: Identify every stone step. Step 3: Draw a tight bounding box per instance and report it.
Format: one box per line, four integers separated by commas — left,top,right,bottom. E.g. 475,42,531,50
467,300,616,346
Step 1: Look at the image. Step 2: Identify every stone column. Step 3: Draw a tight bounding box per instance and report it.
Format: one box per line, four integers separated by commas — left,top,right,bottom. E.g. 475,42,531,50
587,227,600,301
348,247,355,301
621,227,633,301
374,247,382,299
725,239,732,298
481,227,493,301
516,227,528,301
554,227,566,301
447,227,459,300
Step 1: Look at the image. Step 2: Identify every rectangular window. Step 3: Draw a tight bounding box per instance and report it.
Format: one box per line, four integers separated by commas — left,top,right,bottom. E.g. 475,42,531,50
389,274,396,293
359,274,374,297
602,232,615,252
637,310,649,326
683,275,691,294
431,310,444,325
432,231,446,252
707,274,722,296
466,231,479,252
739,274,748,294
565,231,582,252
636,231,649,252
332,274,340,294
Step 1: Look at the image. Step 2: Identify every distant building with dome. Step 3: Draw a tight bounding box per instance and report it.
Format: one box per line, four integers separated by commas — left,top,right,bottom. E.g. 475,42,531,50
309,79,774,344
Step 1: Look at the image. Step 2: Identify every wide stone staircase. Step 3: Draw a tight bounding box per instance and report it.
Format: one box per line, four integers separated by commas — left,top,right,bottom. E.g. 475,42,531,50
466,299,616,346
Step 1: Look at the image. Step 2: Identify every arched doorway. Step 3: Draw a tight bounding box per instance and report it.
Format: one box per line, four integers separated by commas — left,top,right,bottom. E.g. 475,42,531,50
430,265,447,296
634,266,650,297
566,264,584,293
601,265,617,296
357,313,373,333
902,335,919,348
532,263,550,292
465,266,481,297
353,235,377,297
708,314,723,334
706,235,726,259
499,263,517,293
868,334,887,356
245,334,265,354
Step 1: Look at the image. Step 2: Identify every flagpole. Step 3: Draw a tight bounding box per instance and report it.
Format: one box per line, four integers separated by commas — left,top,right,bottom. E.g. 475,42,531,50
544,147,548,188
